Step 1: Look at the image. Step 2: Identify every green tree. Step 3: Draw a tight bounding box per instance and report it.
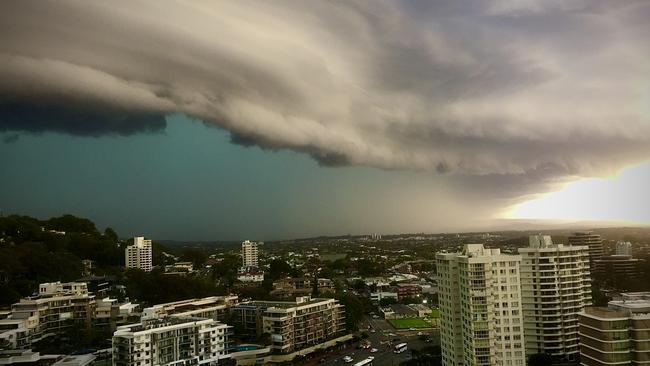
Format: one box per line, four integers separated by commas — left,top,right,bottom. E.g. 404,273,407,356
211,254,240,288
180,248,208,268
335,293,363,331
268,259,297,281
104,227,119,241
351,279,367,291
400,296,420,305
379,297,397,306
46,214,99,235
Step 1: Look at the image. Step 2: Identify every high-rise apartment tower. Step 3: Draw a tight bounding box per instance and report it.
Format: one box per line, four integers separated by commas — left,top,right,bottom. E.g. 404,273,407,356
241,240,259,268
125,236,153,272
568,232,604,264
437,244,525,366
518,235,592,361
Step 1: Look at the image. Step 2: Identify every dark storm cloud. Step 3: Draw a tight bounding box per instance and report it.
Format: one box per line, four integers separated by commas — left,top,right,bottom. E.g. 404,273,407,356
0,0,649,191
2,133,19,144
0,102,167,137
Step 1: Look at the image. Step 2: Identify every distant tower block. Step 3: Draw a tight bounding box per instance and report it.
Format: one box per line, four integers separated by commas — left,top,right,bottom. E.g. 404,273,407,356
241,240,259,268
125,236,153,271
568,231,604,264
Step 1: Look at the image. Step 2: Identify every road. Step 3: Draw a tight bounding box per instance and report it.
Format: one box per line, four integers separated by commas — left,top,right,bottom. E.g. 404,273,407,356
310,316,439,366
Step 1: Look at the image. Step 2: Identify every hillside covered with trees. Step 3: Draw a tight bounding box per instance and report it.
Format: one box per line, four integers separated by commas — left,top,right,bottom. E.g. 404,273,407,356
0,214,218,307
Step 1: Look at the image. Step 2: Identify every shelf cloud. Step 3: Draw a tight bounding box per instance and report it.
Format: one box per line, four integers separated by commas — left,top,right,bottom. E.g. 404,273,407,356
1,0,649,181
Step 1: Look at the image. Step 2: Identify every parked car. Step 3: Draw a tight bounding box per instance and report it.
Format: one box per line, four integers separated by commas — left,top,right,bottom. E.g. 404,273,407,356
370,348,378,353
367,356,375,361
343,356,353,363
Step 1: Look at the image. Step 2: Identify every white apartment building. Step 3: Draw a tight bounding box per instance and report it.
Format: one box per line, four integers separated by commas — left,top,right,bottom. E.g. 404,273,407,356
126,237,153,272
112,317,231,366
2,283,96,347
437,244,525,366
39,281,88,296
518,235,592,360
241,240,259,268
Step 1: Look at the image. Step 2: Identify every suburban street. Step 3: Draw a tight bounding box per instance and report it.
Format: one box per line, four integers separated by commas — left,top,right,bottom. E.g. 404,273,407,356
308,316,440,366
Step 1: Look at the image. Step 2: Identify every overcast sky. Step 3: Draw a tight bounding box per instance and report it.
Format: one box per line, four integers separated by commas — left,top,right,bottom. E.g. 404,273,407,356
1,1,649,239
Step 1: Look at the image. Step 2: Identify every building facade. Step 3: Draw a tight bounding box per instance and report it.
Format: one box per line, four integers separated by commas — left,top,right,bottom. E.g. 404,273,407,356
437,244,525,366
396,284,422,301
518,235,592,360
142,296,239,322
112,317,231,366
2,282,96,347
270,278,335,298
230,296,346,354
93,297,140,333
593,255,644,281
125,237,153,272
616,241,633,256
579,293,650,366
241,240,259,268
568,232,604,265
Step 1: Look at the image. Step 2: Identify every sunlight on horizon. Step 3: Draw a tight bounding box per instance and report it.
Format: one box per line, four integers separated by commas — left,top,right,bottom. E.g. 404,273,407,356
509,162,650,224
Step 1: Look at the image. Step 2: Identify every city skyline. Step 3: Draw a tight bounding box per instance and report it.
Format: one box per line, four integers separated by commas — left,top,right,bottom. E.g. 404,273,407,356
2,1,650,240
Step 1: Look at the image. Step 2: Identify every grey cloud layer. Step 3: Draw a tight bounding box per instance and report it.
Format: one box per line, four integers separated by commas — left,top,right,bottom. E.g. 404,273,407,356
1,0,649,177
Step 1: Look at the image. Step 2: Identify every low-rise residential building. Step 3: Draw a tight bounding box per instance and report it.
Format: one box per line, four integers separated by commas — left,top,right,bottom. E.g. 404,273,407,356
370,291,398,303
93,298,140,332
39,282,88,296
230,296,346,354
411,304,433,318
237,269,264,283
579,293,650,366
396,284,422,301
164,261,194,274
0,349,62,366
6,285,96,346
142,296,239,322
270,278,334,298
112,317,231,366
381,304,417,320
0,319,30,349
0,282,136,349
317,278,335,294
